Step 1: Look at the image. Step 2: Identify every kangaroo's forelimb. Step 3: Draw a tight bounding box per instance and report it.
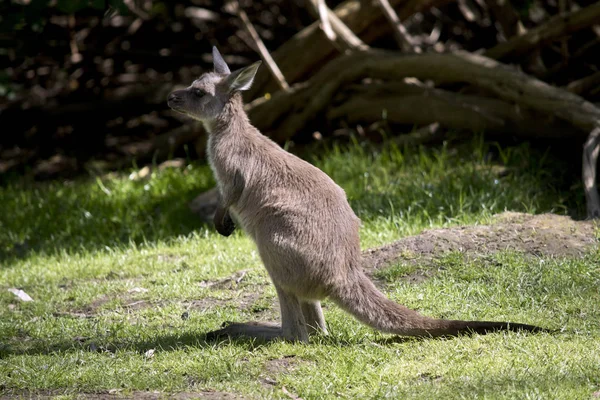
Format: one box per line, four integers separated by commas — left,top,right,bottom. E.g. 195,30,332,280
214,205,235,237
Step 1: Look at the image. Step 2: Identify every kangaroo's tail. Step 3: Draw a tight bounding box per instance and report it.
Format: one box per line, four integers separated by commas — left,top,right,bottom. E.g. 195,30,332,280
329,269,549,337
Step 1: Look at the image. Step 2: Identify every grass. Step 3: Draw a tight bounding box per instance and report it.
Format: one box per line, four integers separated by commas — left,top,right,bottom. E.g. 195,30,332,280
0,138,598,399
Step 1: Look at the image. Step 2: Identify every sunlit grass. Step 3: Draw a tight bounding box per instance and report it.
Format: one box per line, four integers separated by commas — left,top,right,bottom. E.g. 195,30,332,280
0,138,597,399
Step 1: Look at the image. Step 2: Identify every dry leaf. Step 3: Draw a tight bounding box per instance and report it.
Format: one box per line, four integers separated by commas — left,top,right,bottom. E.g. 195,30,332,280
8,288,33,302
282,386,302,400
128,287,149,293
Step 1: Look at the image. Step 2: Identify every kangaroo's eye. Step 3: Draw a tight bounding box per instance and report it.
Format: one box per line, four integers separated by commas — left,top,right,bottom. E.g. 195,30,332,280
193,89,205,97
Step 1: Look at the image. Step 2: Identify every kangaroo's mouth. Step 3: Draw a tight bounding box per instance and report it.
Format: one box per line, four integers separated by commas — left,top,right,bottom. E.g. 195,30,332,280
167,93,186,113
167,103,185,113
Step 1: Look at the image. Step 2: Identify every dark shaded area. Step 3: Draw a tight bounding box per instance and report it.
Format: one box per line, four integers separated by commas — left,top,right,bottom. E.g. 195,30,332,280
0,0,321,180
1,0,599,182
0,164,216,262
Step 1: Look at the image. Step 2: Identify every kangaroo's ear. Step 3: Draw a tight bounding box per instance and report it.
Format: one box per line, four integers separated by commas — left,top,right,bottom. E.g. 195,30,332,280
213,46,230,75
224,61,262,92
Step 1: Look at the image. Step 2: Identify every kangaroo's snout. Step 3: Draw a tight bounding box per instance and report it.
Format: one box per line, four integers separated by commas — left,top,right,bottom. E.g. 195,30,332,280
167,91,185,109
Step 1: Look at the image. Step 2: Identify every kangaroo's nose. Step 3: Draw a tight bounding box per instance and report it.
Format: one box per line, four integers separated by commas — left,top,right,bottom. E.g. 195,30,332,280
168,93,180,102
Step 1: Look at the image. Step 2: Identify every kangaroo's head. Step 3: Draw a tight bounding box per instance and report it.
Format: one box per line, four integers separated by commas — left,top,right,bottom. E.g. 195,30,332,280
167,46,261,123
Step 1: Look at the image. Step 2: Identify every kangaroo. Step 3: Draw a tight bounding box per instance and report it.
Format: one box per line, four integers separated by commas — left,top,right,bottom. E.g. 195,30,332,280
167,47,547,342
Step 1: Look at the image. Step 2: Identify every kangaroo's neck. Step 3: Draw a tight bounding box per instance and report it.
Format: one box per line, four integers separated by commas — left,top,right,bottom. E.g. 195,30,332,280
205,93,258,188
203,92,251,139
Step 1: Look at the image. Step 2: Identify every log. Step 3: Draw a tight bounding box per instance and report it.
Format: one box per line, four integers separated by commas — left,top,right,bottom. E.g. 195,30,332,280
327,82,579,138
246,0,452,100
250,50,600,140
120,124,203,162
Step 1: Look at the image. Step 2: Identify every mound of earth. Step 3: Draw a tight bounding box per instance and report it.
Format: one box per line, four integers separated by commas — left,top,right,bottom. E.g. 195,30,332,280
362,212,598,274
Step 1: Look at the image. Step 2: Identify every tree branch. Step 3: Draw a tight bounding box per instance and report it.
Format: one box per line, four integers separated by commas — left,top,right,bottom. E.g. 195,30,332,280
307,0,369,53
246,0,451,99
316,0,336,43
566,71,600,97
237,6,289,91
254,51,600,138
374,0,420,53
485,1,600,61
326,82,579,138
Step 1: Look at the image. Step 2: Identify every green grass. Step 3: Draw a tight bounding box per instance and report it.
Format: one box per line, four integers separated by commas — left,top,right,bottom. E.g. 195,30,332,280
0,138,598,399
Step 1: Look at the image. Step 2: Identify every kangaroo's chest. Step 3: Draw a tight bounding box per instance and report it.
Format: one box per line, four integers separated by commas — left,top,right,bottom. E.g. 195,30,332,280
207,136,238,183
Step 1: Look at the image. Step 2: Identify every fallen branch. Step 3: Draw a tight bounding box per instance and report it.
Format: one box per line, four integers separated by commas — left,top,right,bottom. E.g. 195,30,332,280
246,0,452,99
326,82,579,138
542,38,600,80
0,83,173,147
315,0,336,43
485,1,600,61
482,0,525,39
120,124,204,163
307,0,369,53
237,6,289,91
374,0,420,53
566,71,600,97
482,0,546,74
392,123,445,147
252,50,600,139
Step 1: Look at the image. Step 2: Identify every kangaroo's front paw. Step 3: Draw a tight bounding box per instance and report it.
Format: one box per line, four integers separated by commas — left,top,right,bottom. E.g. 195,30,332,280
215,212,236,237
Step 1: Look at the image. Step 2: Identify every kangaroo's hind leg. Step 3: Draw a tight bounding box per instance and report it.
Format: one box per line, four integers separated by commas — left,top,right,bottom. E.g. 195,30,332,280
276,285,309,342
301,300,327,335
205,283,309,343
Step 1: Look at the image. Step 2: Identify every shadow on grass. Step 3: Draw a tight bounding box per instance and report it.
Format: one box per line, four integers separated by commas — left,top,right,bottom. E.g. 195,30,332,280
0,329,436,358
0,139,586,264
0,167,216,264
3,321,558,359
315,139,585,230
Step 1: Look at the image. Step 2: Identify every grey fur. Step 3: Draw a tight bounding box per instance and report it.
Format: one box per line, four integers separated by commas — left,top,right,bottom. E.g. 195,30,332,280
167,49,548,342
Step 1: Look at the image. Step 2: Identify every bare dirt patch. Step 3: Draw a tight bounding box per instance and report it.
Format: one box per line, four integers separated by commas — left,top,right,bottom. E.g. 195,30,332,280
182,290,266,313
259,356,311,388
362,212,598,277
54,270,276,320
263,355,302,375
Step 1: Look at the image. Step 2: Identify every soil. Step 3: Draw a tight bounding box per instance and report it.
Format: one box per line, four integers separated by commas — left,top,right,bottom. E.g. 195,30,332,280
54,269,276,319
362,211,598,276
259,355,310,389
263,356,303,375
